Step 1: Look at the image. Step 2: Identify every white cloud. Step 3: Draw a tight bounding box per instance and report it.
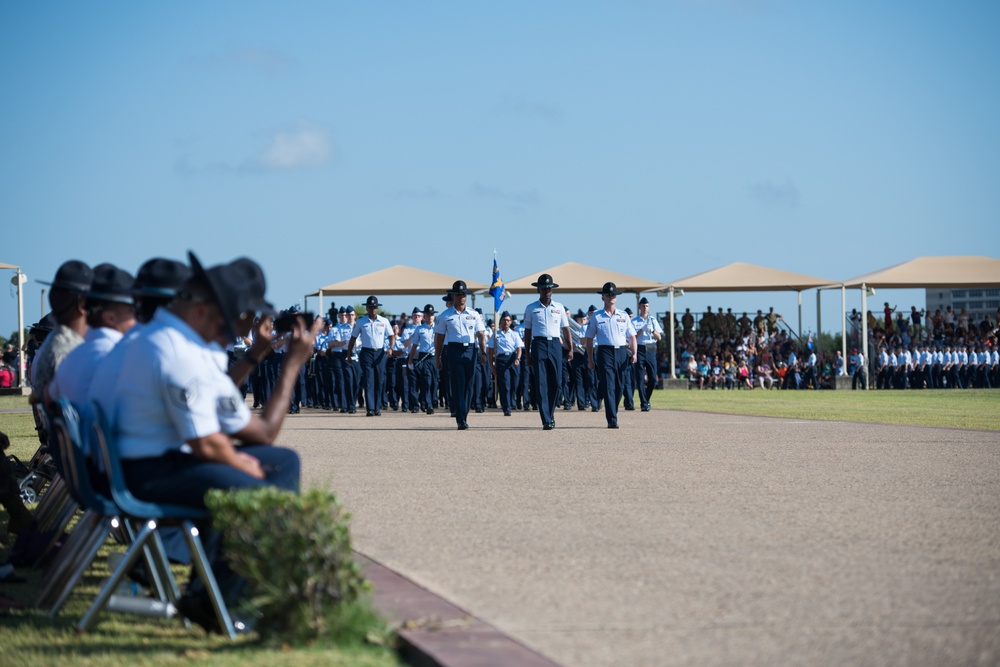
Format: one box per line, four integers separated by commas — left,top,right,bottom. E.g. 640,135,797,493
749,179,799,208
256,120,332,170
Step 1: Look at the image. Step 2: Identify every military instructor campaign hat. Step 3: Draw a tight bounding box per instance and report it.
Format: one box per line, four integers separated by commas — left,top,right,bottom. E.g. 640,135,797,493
531,273,558,289
448,280,469,296
423,303,436,314
38,260,94,294
598,282,620,296
188,251,270,340
134,258,191,298
365,295,382,308
86,263,136,305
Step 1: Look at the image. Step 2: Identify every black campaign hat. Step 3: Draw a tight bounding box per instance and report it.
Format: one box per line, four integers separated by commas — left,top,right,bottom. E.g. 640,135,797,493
134,258,190,298
229,258,276,317
598,282,619,296
39,260,93,294
31,312,57,333
531,273,558,289
423,303,436,314
365,295,382,308
442,293,453,302
448,280,469,296
188,251,262,340
86,263,136,305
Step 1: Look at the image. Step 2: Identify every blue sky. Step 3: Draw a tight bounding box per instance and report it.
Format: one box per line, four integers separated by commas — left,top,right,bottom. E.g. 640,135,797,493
2,1,998,338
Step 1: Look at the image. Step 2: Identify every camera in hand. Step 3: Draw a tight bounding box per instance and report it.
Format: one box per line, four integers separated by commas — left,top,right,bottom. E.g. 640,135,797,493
273,311,315,333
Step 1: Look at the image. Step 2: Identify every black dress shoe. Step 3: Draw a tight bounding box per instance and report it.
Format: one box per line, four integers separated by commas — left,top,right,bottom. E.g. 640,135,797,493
374,410,381,416
366,410,374,417
608,421,619,429
543,423,554,430
591,407,599,412
624,406,635,411
339,409,347,413
410,408,419,413
426,408,434,415
503,411,511,416
457,423,468,430
641,405,650,412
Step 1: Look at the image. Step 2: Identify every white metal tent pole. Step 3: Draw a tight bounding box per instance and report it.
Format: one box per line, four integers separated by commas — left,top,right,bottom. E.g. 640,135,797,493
16,268,25,388
816,290,822,354
861,283,869,391
318,293,323,315
841,285,847,371
669,287,676,379
797,291,802,339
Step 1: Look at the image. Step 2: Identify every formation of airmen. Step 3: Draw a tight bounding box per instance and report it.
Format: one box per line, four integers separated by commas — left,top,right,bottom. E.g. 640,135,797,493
872,343,998,390
245,273,665,429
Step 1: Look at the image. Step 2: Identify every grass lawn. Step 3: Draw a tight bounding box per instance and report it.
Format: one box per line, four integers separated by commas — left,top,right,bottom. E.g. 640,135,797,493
651,386,1000,431
0,396,401,667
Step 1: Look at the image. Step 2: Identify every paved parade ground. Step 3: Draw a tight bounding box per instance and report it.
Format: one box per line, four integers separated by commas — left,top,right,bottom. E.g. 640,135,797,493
282,406,999,667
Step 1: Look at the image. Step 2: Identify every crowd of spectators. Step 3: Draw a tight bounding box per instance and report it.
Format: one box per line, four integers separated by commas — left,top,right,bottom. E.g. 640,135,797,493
661,303,1000,391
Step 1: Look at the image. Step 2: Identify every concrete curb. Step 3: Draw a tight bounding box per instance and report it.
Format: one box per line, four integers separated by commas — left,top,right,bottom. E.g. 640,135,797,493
359,552,561,667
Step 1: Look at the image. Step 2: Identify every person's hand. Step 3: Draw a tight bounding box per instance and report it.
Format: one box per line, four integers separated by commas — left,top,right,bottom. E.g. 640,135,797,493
286,316,322,366
588,359,595,371
234,451,265,480
567,347,574,362
436,356,443,371
248,315,274,361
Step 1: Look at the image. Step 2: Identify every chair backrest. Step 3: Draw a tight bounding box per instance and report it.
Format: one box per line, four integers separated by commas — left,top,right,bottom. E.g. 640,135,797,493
51,399,116,515
90,401,207,521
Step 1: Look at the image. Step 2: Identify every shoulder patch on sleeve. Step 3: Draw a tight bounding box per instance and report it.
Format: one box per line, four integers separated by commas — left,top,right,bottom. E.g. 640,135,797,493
167,380,198,409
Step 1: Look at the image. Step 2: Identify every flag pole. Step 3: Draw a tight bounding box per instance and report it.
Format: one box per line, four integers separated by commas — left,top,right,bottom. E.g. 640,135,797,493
492,250,500,407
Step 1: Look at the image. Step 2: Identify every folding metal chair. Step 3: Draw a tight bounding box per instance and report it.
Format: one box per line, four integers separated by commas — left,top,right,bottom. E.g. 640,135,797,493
79,403,237,638
36,400,177,617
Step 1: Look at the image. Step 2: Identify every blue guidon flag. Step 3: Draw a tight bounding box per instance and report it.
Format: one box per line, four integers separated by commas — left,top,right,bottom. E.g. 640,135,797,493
489,258,505,311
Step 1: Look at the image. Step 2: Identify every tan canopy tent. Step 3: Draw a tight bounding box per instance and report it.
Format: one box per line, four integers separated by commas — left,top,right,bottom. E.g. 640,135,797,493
842,256,1000,289
306,265,487,312
656,262,836,378
502,262,661,296
2,261,26,388
842,256,1000,377
664,262,835,293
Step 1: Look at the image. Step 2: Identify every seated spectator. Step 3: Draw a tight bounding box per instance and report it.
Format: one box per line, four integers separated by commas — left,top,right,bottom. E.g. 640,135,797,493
755,361,773,390
736,359,752,389
774,361,788,388
710,357,724,389
696,356,711,390
1,430,34,535
109,252,318,633
723,355,736,390
31,261,94,403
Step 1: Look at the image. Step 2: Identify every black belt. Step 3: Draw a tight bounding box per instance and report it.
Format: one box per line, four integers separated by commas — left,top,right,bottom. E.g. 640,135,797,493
496,353,513,358
415,352,434,359
599,344,625,349
447,342,473,347
535,336,559,341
